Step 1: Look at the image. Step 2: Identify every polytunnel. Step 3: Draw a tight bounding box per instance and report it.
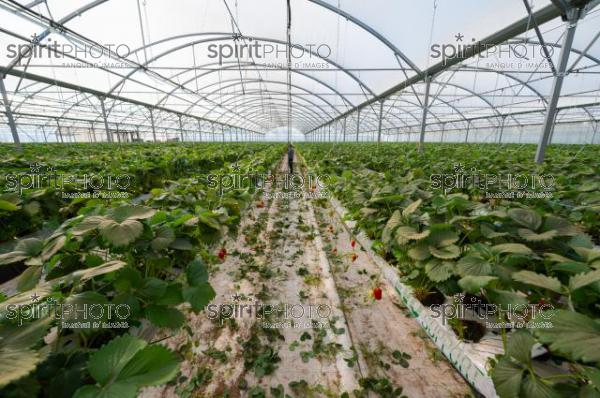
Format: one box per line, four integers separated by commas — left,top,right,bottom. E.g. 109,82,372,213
0,1,599,397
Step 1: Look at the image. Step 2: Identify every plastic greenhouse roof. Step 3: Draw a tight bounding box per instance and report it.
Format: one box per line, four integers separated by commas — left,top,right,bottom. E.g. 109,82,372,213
0,0,599,142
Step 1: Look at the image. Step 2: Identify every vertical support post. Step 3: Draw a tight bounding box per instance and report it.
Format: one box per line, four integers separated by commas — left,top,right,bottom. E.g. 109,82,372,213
328,124,331,142
197,119,202,142
356,109,361,142
178,115,185,142
441,123,446,143
221,125,225,143
465,121,471,143
148,108,157,142
0,76,21,150
90,122,96,142
99,97,111,143
535,8,579,163
41,126,47,143
55,119,63,143
519,126,523,143
377,100,384,143
498,116,507,143
342,117,347,142
592,120,599,144
136,127,141,142
418,75,432,153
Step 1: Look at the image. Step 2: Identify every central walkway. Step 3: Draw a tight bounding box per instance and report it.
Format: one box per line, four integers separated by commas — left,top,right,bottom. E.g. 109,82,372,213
141,154,473,398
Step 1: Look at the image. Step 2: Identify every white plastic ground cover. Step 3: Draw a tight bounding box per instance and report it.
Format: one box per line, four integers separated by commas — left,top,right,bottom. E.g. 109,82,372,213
329,198,499,398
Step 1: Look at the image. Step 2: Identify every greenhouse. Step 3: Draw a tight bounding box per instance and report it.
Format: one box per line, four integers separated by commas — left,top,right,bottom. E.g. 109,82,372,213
0,0,599,397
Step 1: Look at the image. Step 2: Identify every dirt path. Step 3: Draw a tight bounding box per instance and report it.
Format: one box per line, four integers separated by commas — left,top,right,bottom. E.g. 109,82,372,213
141,153,475,398
313,202,474,397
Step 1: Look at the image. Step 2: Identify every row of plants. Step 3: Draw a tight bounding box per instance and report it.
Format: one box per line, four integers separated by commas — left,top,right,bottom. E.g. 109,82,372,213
299,143,600,398
0,143,285,397
0,143,274,241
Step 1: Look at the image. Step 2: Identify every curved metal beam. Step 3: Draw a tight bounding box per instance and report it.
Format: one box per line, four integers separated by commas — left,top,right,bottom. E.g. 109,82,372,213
218,97,332,125
306,0,421,73
111,33,376,99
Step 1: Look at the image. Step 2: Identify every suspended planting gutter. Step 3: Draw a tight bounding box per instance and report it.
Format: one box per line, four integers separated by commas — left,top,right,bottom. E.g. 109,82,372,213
307,2,567,132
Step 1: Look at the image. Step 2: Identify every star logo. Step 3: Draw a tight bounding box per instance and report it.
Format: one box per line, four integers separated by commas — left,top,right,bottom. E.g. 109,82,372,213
455,32,464,42
453,163,465,174
30,33,40,45
231,293,242,302
232,33,243,41
30,292,40,302
30,162,42,173
231,163,241,172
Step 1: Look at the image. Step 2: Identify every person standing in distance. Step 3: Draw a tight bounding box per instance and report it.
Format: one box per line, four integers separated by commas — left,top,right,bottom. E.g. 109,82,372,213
287,143,294,174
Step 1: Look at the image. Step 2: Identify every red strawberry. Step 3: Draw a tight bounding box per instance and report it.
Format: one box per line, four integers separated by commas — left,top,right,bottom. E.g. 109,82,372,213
257,201,265,208
373,287,382,300
331,247,338,255
351,239,356,249
351,253,358,262
218,247,227,260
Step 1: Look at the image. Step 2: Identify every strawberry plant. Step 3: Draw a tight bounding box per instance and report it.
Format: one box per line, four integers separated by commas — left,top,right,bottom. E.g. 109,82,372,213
300,143,600,396
0,143,286,397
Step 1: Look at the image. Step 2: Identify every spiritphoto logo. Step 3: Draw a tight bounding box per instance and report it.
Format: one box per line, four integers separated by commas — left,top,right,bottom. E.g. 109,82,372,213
3,294,131,329
3,163,133,199
6,34,132,67
430,163,555,199
431,32,555,69
206,294,332,329
207,33,332,68
205,163,331,198
430,293,554,330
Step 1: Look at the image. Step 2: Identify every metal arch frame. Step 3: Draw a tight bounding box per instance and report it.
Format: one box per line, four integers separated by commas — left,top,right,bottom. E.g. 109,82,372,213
5,0,423,77
1,7,264,131
0,66,266,137
210,88,338,122
218,100,327,126
306,2,570,134
156,61,356,114
227,107,322,130
107,33,377,99
153,60,355,107
3,0,110,71
90,94,264,133
189,78,343,118
216,97,333,126
1,0,600,144
508,37,600,67
54,32,373,131
210,87,335,114
426,80,529,130
386,92,469,126
17,32,597,136
305,0,421,74
232,109,322,130
457,66,549,106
